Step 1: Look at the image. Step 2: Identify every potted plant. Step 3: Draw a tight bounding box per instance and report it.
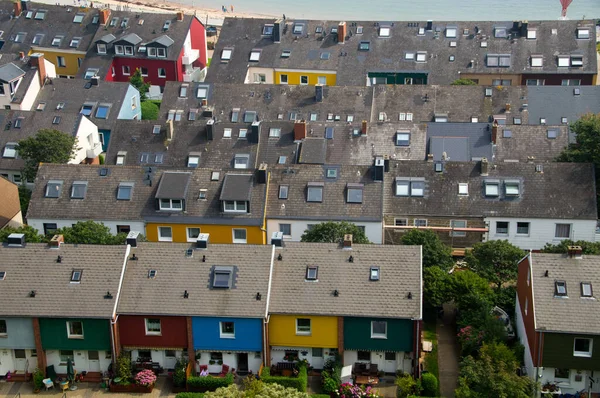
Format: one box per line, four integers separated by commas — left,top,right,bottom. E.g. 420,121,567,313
32,368,44,393
134,369,157,392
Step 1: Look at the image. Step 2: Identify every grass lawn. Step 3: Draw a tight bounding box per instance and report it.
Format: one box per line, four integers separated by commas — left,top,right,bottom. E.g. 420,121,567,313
422,309,440,396
207,58,212,67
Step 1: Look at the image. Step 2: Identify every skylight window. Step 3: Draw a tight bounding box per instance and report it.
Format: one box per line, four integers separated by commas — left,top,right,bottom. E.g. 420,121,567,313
305,266,318,281
13,118,23,129
577,28,590,39
416,52,427,62
458,183,468,196
213,268,232,288
148,270,157,279
197,86,208,99
327,169,337,178
187,154,200,168
73,13,84,23
293,23,304,34
494,27,507,38
571,55,583,67
279,185,288,199
95,104,110,119
346,183,364,203
445,27,457,38
395,131,410,146
71,181,88,199
116,151,126,165
3,143,17,158
370,267,380,281
32,33,44,45
581,282,593,297
307,182,324,202
234,154,250,169
117,182,133,200
80,103,94,116
505,180,520,196
34,10,46,20
379,26,391,37
269,128,281,138
484,181,499,197
547,129,558,139
243,111,256,123
0,271,5,280
359,41,370,51
221,48,233,62
70,269,83,283
281,50,291,58
211,171,220,181
249,49,261,62
531,55,543,67
555,281,567,297
527,29,537,39
558,55,570,67
52,35,63,46
45,180,63,198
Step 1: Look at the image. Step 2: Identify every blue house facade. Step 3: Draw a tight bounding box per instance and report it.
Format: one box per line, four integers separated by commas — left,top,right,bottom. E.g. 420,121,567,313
117,85,142,121
0,317,37,376
192,317,263,374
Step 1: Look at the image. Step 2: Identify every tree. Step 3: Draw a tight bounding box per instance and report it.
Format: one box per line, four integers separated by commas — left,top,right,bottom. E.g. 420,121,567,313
141,101,159,120
300,221,370,244
19,186,31,217
400,229,454,270
556,113,600,214
55,220,127,245
465,240,525,290
129,68,150,101
542,239,600,255
423,266,451,308
451,78,477,85
16,129,77,181
449,270,495,313
455,343,535,398
204,379,310,397
0,225,43,243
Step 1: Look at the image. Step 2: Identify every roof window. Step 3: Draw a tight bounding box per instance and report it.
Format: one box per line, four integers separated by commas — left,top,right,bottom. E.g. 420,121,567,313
458,183,468,196
370,267,380,281
359,41,370,51
233,153,250,169
262,24,274,35
494,27,507,38
555,280,567,297
504,180,520,196
547,129,559,139
109,17,119,27
480,41,488,47
484,180,499,197
45,180,63,198
148,270,157,279
346,183,364,203
446,26,457,38
305,266,318,281
531,55,543,67
117,182,133,200
197,86,208,99
34,10,46,20
249,49,261,62
116,151,126,165
212,267,233,288
315,26,323,34
25,10,33,18
0,271,5,280
527,28,536,39
281,49,291,58
179,85,188,97
487,54,511,67
211,171,220,181
70,269,83,283
3,143,17,158
279,185,288,199
293,23,304,34
557,55,570,67
243,111,256,123
221,47,233,62
95,104,110,119
320,52,331,60
379,26,391,37
571,55,583,67
307,182,324,202
581,282,593,297
187,153,200,168
395,131,410,146
577,28,590,39
71,181,88,199
73,13,84,23
32,33,44,45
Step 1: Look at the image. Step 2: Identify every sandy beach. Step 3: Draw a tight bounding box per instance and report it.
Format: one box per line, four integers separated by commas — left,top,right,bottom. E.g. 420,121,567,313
33,0,277,26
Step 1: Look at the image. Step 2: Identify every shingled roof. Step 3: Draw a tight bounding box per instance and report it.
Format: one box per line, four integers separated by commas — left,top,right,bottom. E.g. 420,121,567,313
269,242,422,319
0,243,126,318
117,242,273,317
383,161,597,220
529,252,600,334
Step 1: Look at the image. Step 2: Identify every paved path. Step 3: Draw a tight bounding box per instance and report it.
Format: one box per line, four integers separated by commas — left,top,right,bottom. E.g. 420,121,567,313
437,303,460,398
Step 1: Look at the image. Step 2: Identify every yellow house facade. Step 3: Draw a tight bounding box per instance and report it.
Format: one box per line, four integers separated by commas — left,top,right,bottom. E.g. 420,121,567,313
144,223,266,244
30,48,85,78
274,69,337,86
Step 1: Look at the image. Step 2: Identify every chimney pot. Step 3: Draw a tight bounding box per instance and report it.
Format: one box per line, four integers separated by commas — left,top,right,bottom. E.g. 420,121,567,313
491,123,498,144
99,8,111,25
343,234,353,249
338,21,347,44
361,120,368,135
13,1,22,17
48,234,64,249
294,119,307,141
480,157,489,176
196,233,209,249
567,245,583,259
176,11,184,21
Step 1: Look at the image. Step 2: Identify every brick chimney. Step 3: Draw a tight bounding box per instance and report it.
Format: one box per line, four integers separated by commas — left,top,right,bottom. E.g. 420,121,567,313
176,11,184,21
343,234,353,249
505,103,511,113
567,245,583,259
480,157,489,176
361,120,368,135
294,119,307,141
14,0,22,17
491,122,498,144
29,53,47,88
338,21,346,44
99,8,111,25
48,234,64,249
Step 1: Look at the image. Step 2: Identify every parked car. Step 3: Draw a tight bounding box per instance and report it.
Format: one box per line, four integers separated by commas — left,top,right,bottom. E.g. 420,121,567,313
492,306,515,338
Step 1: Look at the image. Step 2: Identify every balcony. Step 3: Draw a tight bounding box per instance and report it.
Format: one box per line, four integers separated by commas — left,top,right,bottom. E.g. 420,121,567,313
182,66,206,83
86,142,103,159
182,49,200,65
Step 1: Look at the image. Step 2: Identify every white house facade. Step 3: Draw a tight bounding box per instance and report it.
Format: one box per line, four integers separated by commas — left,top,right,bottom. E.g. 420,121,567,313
266,219,383,244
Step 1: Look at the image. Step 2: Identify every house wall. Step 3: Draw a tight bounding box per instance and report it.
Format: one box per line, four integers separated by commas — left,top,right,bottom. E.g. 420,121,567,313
73,116,102,162
145,223,265,244
458,73,521,86
18,71,41,112
542,332,600,370
3,210,23,228
273,69,337,86
343,350,411,374
189,17,207,68
268,315,338,348
118,315,188,349
32,49,85,77
485,217,597,250
245,67,275,84
520,73,595,86
367,72,428,85
192,317,262,351
0,82,13,109
45,349,111,374
27,219,145,236
128,348,184,370
111,58,177,86
196,351,263,374
270,347,337,370
0,318,36,349
515,292,535,379
117,84,142,120
516,255,541,367
538,366,590,395
343,318,414,352
383,215,485,248
266,219,382,244
39,318,111,351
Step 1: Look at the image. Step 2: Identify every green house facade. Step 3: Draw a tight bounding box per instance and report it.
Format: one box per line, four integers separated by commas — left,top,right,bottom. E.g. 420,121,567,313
39,318,113,374
343,317,415,374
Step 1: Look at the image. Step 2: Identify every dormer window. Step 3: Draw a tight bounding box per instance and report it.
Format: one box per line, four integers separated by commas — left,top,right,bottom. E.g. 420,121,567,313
160,199,183,211
346,183,364,204
446,26,457,38
305,266,318,281
395,131,410,146
307,182,324,202
558,55,570,67
187,153,200,168
494,27,507,38
293,23,304,34
263,24,274,35
223,200,247,213
531,55,543,67
157,48,166,57
97,43,107,54
411,180,425,196
233,154,250,169
416,52,427,62
577,28,590,39
249,49,261,62
379,26,391,37
484,180,500,197
581,282,593,297
370,267,380,281
527,28,537,39
45,180,63,198
124,45,134,55
505,180,520,196
571,55,583,67
555,280,567,297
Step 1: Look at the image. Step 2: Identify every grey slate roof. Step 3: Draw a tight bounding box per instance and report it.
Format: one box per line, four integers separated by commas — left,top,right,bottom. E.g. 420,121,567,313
427,123,493,161
117,242,272,317
267,164,383,222
155,172,191,199
269,242,421,319
529,253,600,334
0,63,26,83
0,243,125,318
495,125,569,162
28,164,267,226
220,174,253,201
383,161,597,220
299,138,327,164
207,18,597,85
527,86,600,126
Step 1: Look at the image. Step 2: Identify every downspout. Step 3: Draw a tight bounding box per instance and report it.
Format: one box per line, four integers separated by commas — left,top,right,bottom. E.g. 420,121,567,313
263,245,276,367
110,244,131,363
415,244,423,377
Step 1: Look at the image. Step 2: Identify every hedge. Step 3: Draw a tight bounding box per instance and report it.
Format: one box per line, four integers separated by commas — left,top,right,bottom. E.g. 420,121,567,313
261,365,307,392
186,373,234,392
176,393,205,398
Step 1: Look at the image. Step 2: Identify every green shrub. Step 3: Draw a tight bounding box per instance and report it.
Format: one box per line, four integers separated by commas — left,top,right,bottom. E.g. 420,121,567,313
310,395,331,397
175,393,205,398
187,373,234,392
116,354,132,380
421,373,439,397
396,374,421,398
99,154,105,164
260,364,308,392
173,358,188,388
141,101,159,120
33,368,44,390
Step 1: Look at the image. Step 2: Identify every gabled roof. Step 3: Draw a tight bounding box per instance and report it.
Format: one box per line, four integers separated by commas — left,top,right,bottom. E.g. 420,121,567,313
0,176,21,228
267,164,383,222
0,63,25,83
97,33,116,44
220,174,253,201
117,243,273,318
155,172,191,199
117,33,142,45
149,34,174,47
383,161,597,220
527,86,600,126
269,242,421,319
529,253,600,334
0,243,125,318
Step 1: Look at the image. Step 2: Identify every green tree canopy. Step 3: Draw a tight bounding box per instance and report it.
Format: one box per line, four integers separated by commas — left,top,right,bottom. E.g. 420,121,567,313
129,68,150,101
0,225,43,243
16,129,77,181
423,266,451,308
141,101,159,120
300,221,370,244
55,220,127,245
465,240,525,289
450,270,495,311
400,229,454,270
451,78,477,85
455,343,535,398
203,379,310,397
542,239,600,255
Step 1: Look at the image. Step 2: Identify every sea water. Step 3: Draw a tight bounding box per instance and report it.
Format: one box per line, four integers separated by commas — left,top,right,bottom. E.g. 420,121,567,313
187,0,599,21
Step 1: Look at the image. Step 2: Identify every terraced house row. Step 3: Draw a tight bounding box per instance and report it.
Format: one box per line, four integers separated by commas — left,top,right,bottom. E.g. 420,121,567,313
0,235,422,378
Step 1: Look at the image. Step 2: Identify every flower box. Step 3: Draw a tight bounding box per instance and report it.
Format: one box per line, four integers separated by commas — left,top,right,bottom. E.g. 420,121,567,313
109,383,154,393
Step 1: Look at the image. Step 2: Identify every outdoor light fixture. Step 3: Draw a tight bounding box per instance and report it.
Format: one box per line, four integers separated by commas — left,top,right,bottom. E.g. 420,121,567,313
544,270,549,277
202,255,206,263
407,292,413,300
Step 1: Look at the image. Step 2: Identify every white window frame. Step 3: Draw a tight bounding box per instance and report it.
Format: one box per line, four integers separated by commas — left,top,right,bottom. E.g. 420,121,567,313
157,48,166,58
485,182,499,197
145,318,162,335
531,55,543,67
187,227,200,242
300,75,308,85
555,223,571,239
219,321,235,338
296,318,311,335
147,47,157,57
458,183,468,196
371,320,387,339
188,155,200,168
158,68,166,78
66,321,84,339
517,222,530,236
280,74,288,84
158,226,172,242
223,128,232,138
57,56,66,67
232,228,247,244
97,43,107,54
573,338,593,357
496,221,509,235
122,65,130,76
224,200,247,213
115,44,124,55
159,199,183,211
450,220,467,237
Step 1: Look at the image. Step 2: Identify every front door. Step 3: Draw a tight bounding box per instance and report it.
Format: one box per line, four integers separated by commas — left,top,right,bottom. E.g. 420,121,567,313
88,351,100,372
164,350,177,370
13,349,26,372
237,353,248,374
384,352,397,373
311,348,324,369
0,349,14,376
